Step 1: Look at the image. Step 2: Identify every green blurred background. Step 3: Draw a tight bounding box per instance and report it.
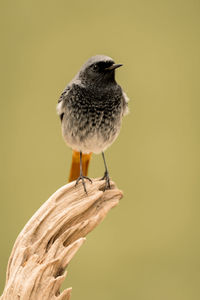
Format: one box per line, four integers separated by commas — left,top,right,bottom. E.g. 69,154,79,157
1,0,200,299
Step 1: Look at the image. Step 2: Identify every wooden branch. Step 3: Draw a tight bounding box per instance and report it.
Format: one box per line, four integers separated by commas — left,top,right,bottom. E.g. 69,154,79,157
1,179,123,300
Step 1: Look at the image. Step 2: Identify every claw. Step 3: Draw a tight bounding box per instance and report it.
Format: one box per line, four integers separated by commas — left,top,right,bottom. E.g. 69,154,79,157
100,171,111,191
75,175,92,194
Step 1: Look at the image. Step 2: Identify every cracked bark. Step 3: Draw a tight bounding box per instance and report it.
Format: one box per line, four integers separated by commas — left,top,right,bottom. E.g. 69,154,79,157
0,179,123,300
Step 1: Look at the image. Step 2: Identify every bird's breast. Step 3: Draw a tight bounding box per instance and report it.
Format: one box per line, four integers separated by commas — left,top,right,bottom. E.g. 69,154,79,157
61,86,123,153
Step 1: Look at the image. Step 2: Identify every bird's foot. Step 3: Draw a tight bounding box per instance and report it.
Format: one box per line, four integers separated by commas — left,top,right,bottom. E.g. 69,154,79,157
75,174,92,194
100,171,111,191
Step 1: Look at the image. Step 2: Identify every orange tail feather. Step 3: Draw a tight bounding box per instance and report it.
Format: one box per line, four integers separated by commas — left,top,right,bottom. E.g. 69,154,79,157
68,150,92,182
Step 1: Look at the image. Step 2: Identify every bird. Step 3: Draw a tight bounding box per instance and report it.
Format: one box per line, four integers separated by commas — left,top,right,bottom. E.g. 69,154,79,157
57,55,129,193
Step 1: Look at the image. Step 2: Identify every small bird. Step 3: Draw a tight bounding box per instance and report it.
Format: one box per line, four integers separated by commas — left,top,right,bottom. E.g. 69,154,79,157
57,55,129,193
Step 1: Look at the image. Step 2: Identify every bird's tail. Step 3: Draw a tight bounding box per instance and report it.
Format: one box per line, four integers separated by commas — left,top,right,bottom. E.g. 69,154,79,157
68,150,92,182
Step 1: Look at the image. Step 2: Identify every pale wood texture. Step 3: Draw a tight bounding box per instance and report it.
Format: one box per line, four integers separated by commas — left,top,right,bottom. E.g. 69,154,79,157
1,179,122,300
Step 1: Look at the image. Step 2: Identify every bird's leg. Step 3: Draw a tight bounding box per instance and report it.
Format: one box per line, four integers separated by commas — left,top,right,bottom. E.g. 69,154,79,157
100,152,111,190
75,151,92,194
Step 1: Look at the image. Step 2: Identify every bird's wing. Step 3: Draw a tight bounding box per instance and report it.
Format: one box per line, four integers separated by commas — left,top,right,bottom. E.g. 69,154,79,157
57,77,84,120
56,85,71,121
122,91,130,116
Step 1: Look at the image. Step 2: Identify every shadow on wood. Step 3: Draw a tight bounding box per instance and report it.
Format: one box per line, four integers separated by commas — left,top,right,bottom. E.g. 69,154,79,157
0,179,123,300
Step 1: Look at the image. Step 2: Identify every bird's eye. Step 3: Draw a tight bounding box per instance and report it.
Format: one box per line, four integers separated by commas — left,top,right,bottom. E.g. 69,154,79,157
93,64,98,70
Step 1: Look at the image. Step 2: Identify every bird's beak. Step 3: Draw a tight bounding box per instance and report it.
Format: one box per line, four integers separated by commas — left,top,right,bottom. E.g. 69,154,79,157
105,63,123,71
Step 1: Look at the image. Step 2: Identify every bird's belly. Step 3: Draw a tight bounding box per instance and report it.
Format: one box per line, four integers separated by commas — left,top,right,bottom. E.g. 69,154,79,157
62,117,121,154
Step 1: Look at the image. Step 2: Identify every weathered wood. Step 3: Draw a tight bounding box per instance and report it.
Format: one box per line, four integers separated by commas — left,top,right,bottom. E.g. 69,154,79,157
1,179,122,300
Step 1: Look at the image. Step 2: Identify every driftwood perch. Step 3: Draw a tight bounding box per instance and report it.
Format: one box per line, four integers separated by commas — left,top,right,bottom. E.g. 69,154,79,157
1,179,123,300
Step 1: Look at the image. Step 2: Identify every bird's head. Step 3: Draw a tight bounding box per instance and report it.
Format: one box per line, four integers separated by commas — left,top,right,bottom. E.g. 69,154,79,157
78,55,122,86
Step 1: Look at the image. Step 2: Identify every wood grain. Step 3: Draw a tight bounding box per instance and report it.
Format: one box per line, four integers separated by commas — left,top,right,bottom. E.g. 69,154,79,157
1,179,123,300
